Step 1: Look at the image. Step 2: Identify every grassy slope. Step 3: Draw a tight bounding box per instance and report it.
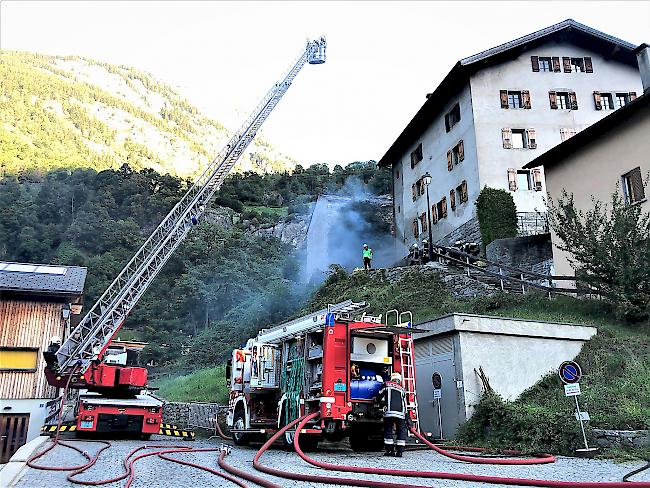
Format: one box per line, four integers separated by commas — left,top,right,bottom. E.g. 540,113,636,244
154,366,228,404
157,266,649,457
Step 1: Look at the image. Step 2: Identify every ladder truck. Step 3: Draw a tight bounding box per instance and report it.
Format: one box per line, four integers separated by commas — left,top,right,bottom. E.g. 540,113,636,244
226,301,422,451
43,38,327,438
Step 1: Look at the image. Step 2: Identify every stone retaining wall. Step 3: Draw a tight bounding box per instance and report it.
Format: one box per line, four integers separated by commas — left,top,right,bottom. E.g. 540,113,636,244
592,429,650,448
163,402,191,428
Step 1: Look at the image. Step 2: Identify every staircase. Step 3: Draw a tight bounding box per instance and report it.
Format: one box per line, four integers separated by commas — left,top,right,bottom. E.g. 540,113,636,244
430,245,599,298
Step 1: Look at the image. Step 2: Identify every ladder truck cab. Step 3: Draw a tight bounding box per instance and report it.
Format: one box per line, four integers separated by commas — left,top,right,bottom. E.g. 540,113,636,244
42,37,327,438
226,301,422,451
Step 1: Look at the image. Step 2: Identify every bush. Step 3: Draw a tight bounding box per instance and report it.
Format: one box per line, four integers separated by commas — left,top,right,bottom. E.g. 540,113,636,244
548,187,650,323
475,187,518,246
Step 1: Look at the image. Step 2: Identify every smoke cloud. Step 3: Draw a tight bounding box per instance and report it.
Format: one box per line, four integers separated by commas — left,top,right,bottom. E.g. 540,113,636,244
301,177,406,283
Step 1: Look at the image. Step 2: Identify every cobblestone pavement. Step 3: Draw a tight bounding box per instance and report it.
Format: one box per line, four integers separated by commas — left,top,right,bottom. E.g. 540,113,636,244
14,436,650,488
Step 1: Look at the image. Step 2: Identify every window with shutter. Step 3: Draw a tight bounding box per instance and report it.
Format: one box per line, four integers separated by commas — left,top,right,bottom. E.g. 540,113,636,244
593,91,602,110
457,140,464,161
461,180,468,203
500,90,509,109
441,197,448,218
420,213,427,233
527,128,537,149
552,57,561,72
447,150,453,171
630,92,637,101
522,90,531,109
502,128,512,149
410,143,423,168
419,179,425,196
412,184,416,202
450,189,456,210
413,219,419,238
622,167,646,204
584,57,593,73
445,103,461,131
431,205,438,224
569,92,578,110
531,56,540,72
532,169,543,191
507,168,517,191
562,57,572,73
549,91,558,109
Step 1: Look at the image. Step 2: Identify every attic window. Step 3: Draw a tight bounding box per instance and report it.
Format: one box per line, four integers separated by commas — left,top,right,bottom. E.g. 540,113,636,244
570,58,585,73
539,57,551,72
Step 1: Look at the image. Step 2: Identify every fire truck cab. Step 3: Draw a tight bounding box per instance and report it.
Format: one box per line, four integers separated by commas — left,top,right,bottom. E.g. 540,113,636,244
226,302,420,451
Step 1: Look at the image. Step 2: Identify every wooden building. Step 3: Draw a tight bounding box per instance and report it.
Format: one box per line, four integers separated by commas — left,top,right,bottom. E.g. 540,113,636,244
0,261,86,462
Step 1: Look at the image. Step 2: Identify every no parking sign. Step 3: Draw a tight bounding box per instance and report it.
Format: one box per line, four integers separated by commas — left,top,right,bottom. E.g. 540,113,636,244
558,360,582,384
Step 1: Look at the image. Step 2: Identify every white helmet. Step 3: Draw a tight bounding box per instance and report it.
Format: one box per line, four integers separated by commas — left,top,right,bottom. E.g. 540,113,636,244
51,336,62,345
390,372,402,383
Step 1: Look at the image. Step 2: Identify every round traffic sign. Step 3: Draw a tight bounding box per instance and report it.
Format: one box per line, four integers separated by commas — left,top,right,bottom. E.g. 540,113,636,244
432,372,442,390
558,360,582,384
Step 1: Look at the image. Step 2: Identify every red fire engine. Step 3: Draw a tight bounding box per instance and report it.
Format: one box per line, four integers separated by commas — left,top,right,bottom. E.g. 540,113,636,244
226,301,421,450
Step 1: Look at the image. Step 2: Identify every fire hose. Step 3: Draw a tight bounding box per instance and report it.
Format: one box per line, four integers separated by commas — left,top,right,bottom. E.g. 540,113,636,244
253,413,435,488
287,412,650,488
26,367,254,488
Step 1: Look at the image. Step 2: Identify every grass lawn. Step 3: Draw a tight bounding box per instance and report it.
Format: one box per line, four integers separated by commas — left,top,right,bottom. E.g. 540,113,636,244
154,366,228,404
243,205,288,218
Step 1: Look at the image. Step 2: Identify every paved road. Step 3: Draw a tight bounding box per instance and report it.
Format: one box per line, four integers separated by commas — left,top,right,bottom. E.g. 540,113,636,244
13,436,650,488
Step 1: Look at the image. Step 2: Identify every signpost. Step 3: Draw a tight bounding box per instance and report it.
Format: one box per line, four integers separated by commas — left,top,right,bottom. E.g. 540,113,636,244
558,360,598,456
432,372,443,440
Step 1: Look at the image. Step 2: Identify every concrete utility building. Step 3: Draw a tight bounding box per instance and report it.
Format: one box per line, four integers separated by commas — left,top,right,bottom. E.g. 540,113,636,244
378,19,643,250
524,44,650,277
414,314,596,439
0,262,86,463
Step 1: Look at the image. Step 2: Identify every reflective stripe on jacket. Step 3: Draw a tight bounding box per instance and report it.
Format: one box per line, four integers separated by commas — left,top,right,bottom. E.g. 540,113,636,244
378,381,406,419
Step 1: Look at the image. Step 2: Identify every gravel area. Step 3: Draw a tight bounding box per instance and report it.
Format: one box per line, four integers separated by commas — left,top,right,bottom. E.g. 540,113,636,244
14,435,650,488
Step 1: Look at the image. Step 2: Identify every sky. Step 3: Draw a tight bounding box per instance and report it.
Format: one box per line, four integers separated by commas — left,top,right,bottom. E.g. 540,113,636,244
2,1,649,167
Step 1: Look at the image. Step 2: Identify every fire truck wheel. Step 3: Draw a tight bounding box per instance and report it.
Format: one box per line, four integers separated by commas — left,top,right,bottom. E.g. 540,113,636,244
283,430,319,452
349,427,383,452
140,433,152,441
232,410,251,446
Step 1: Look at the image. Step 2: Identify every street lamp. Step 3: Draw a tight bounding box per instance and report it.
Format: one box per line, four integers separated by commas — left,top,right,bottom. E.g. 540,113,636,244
422,172,434,262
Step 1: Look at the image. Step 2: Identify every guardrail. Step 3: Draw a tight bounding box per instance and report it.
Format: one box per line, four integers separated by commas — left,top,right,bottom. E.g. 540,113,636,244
434,245,601,298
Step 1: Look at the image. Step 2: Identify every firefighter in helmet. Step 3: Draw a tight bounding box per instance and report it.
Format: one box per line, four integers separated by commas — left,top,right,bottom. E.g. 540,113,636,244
377,371,408,456
43,335,62,372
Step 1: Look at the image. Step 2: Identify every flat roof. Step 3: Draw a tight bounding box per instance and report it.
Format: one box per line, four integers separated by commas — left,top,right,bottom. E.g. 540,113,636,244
414,313,597,341
378,19,639,168
0,261,87,297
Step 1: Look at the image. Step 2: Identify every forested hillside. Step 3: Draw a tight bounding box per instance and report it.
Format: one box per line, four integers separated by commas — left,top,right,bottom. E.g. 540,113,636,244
0,162,390,367
0,50,295,177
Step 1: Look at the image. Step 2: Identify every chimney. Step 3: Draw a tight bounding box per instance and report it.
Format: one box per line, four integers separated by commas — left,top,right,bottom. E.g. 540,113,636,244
635,43,650,94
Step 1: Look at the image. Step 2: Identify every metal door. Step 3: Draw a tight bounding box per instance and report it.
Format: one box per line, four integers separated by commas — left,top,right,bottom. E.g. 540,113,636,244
414,336,460,439
1,413,30,463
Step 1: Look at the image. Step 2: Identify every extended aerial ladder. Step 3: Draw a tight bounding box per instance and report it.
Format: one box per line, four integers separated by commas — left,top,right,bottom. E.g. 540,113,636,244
45,38,327,402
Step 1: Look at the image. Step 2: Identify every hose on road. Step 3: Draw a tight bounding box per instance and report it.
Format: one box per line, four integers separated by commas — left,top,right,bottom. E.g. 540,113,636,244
26,368,253,488
253,414,435,488
288,412,650,488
